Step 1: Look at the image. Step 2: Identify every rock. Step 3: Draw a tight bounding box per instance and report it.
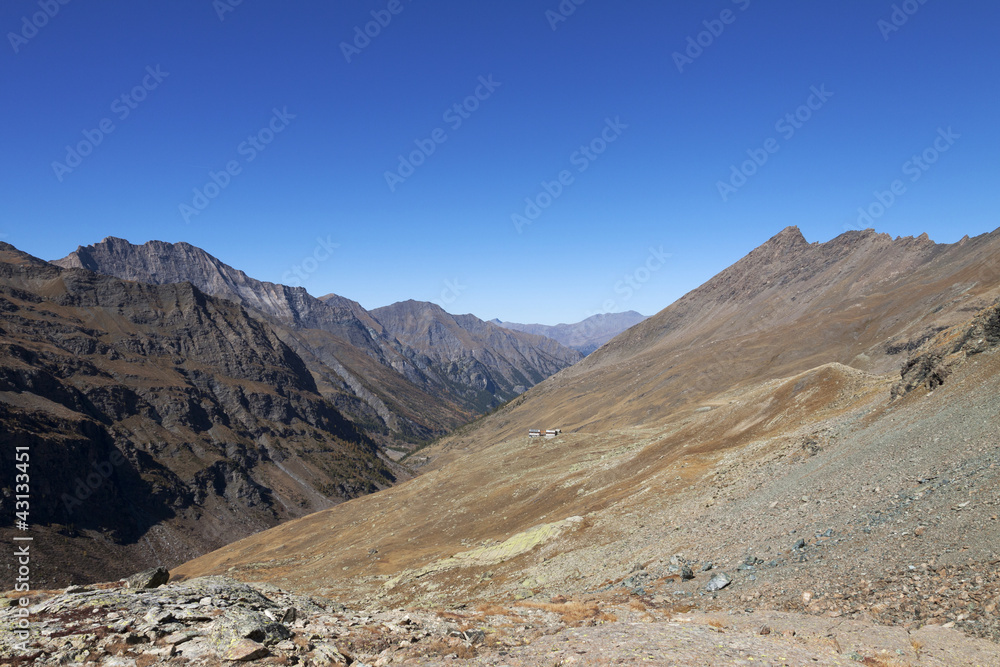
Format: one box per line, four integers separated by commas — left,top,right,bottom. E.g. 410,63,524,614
802,591,814,603
706,573,732,592
700,562,714,572
125,566,170,589
550,595,568,604
224,638,271,661
793,539,806,550
310,643,349,664
164,631,198,645
210,607,292,650
281,606,297,623
681,566,695,581
464,629,486,644
759,625,771,635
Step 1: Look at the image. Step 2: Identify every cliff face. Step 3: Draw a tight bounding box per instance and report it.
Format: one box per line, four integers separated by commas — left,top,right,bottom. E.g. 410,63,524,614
371,301,583,412
0,243,395,588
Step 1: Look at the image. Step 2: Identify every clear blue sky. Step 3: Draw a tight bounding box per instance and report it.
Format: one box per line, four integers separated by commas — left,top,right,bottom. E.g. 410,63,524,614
2,1,997,325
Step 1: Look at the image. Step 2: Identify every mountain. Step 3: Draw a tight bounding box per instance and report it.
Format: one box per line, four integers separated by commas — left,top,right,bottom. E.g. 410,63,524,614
53,238,472,452
494,311,648,355
370,301,583,412
174,226,1000,652
0,243,397,589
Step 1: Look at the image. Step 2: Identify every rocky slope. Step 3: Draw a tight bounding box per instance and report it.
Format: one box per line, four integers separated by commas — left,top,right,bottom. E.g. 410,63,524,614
0,243,396,588
371,301,583,412
170,227,1000,662
495,311,648,355
53,238,470,452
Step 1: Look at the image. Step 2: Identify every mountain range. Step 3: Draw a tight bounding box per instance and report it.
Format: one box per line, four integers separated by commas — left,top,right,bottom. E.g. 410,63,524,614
493,311,648,355
54,237,583,453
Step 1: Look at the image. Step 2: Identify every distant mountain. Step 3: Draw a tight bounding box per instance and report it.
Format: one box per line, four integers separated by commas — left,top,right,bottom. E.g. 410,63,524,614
494,311,648,355
0,242,396,587
371,300,583,412
54,238,470,450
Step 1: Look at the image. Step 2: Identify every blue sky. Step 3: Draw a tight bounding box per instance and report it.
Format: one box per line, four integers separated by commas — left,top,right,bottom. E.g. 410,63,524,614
2,1,998,325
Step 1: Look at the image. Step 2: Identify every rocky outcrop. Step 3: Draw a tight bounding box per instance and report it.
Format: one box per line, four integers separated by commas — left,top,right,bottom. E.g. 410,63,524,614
0,574,477,665
0,243,395,587
494,311,648,355
892,300,1000,399
371,301,583,412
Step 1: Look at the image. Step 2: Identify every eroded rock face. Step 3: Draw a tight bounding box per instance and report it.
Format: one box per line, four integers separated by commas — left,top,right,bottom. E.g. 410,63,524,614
892,301,1000,399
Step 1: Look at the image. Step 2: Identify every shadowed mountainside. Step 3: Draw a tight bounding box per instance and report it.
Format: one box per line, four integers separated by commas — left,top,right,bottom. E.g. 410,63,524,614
0,243,397,588
54,239,471,452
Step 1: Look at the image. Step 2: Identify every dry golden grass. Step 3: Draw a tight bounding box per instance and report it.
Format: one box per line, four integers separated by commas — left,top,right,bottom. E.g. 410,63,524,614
517,600,617,625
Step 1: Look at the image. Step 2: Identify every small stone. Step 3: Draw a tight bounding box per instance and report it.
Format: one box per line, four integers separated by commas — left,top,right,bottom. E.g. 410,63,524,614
700,562,714,572
281,607,297,624
759,625,771,635
914,526,926,537
705,573,732,592
224,638,271,661
802,591,814,603
680,566,695,581
550,595,568,604
793,539,806,550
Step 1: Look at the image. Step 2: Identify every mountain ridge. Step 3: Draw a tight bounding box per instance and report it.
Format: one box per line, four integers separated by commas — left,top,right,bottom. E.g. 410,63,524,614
371,300,583,411
494,311,648,355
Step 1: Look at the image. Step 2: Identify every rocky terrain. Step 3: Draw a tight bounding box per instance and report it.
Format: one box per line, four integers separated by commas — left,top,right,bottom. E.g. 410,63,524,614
0,243,397,588
494,311,648,356
372,301,583,412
